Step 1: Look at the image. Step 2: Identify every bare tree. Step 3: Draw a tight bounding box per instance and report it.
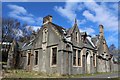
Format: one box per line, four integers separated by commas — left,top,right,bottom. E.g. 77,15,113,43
2,18,21,42
2,17,36,63
2,18,27,63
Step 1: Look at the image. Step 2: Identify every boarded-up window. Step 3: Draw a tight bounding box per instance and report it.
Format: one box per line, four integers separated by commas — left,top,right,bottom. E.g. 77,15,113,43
28,53,31,65
52,47,57,65
78,50,81,66
93,53,96,67
35,51,38,65
73,49,76,66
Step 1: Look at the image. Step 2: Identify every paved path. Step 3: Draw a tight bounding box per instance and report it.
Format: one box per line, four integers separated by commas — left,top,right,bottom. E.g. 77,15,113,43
81,72,119,78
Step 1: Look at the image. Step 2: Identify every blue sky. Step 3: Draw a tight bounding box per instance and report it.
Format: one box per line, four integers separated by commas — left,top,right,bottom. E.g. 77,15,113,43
2,1,118,48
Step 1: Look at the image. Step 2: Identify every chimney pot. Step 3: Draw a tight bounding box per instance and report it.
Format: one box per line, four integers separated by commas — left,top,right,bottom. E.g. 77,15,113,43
43,15,52,24
99,24,104,38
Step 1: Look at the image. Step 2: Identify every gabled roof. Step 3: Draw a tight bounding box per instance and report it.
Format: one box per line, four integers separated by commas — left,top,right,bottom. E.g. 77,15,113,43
66,27,73,36
91,35,99,46
86,36,95,48
17,41,24,50
41,22,66,37
50,22,65,36
67,19,78,36
21,36,35,51
22,42,32,51
84,37,95,49
80,32,87,36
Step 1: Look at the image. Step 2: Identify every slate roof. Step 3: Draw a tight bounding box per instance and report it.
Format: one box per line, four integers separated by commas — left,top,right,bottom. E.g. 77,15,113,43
91,36,99,46
86,36,95,49
50,22,65,36
83,39,94,49
18,35,35,51
66,24,78,36
21,41,33,51
81,32,87,36
44,22,94,49
20,22,66,51
17,41,24,50
67,27,74,36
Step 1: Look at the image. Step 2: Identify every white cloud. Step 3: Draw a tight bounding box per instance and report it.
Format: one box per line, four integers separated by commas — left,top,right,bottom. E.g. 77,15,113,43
32,26,41,31
83,1,118,32
55,1,118,33
82,1,118,47
108,36,116,42
8,4,27,15
7,4,42,25
26,26,41,32
54,2,85,25
83,10,95,22
54,3,76,23
80,27,95,36
107,35,118,45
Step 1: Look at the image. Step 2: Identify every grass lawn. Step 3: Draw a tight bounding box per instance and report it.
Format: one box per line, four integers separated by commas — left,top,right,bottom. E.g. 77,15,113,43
2,69,120,78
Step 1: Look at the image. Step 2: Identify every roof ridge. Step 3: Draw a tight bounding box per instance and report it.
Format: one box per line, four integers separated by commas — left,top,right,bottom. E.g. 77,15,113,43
50,22,65,29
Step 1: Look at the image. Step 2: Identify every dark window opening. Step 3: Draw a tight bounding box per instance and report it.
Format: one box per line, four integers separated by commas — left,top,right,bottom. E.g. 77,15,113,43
52,47,57,65
93,53,95,66
78,50,81,66
73,49,76,66
76,32,78,42
35,51,38,65
28,53,31,65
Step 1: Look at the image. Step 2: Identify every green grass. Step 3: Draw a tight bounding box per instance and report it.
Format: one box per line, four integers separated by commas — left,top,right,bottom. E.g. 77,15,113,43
62,71,120,78
3,69,63,78
2,69,120,78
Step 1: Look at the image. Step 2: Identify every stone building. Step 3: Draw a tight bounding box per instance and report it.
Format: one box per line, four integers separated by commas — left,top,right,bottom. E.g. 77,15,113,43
7,15,118,75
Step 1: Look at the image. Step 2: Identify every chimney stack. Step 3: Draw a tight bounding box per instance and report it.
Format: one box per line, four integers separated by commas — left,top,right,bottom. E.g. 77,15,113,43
99,24,104,38
43,15,52,24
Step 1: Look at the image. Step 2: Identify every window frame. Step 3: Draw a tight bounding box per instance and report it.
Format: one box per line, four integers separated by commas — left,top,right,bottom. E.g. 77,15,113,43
50,46,58,67
93,53,96,67
27,52,31,65
73,48,82,67
76,32,78,42
73,48,77,66
34,50,39,65
75,31,79,42
78,49,82,67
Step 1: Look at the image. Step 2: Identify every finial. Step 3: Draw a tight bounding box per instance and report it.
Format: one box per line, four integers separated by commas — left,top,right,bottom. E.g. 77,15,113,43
75,18,77,24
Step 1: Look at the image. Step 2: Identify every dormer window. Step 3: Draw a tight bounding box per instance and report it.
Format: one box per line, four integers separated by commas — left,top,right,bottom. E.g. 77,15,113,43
42,28,48,43
75,32,79,42
76,32,77,42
